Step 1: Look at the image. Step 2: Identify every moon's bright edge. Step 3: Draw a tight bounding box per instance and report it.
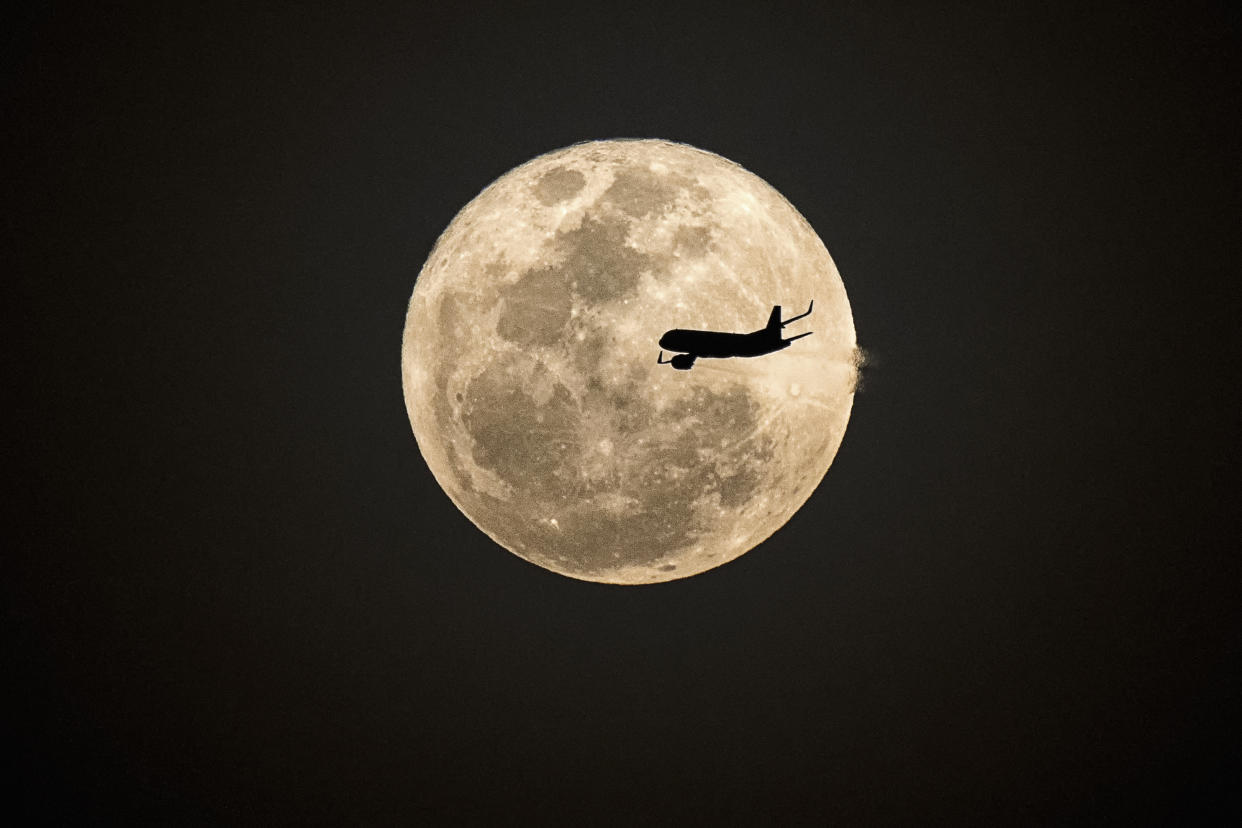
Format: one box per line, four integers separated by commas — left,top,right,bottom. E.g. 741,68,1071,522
402,139,858,584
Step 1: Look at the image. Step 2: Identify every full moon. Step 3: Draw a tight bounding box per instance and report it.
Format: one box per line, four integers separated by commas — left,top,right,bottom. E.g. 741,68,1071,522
402,139,858,584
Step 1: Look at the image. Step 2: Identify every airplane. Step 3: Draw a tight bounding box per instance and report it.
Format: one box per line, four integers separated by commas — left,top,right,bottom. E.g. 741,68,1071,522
657,301,814,370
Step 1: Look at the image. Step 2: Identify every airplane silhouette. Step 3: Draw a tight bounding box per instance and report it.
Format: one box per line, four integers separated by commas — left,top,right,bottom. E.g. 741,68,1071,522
657,301,813,370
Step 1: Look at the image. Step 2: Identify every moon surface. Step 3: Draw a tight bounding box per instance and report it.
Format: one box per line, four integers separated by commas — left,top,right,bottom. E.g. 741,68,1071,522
402,139,858,584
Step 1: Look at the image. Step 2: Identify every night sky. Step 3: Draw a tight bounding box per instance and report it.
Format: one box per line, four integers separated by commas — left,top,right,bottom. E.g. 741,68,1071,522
9,2,1240,824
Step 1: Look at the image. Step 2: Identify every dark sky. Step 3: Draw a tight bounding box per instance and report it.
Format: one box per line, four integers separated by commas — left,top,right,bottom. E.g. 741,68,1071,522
8,2,1240,824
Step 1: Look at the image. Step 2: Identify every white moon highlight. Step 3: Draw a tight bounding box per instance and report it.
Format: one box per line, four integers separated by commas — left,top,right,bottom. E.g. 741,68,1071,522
402,139,857,584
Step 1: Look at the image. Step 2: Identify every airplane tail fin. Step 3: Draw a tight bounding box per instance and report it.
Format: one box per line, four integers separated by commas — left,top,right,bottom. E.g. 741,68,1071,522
766,305,783,332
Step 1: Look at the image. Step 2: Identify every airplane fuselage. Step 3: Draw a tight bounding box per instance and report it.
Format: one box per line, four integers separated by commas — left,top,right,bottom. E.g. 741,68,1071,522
657,328,789,359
